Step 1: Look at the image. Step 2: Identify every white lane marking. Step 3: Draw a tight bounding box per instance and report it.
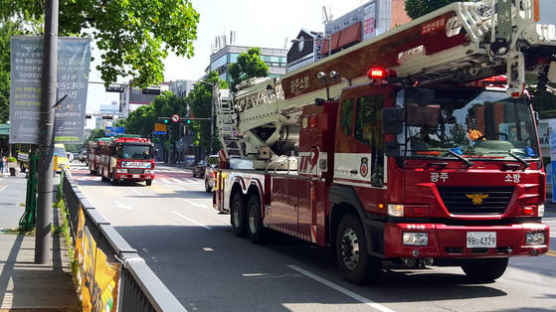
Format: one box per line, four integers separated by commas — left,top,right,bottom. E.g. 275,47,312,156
0,185,7,192
287,265,397,312
172,210,212,230
130,188,143,195
114,200,132,210
183,198,209,209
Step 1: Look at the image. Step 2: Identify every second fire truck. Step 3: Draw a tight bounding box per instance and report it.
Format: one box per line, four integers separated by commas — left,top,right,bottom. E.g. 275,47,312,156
211,1,555,283
89,135,156,186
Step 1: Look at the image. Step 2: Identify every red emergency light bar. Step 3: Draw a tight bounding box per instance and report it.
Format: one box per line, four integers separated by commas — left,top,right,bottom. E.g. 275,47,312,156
367,67,396,82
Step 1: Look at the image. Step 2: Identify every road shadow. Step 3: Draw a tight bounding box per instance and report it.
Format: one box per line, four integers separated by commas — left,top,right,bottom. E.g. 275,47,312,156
113,224,509,311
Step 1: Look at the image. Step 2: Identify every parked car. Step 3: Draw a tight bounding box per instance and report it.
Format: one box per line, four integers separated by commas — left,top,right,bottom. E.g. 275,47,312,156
79,150,87,162
54,144,69,172
204,155,219,192
192,160,207,178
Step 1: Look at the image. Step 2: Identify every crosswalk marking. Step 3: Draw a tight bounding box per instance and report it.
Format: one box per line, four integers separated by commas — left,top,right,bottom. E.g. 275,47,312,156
70,174,202,185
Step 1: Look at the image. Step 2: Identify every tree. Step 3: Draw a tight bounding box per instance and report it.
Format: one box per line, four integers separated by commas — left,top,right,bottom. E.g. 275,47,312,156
84,128,106,146
1,0,199,88
0,21,24,123
405,0,470,20
187,71,227,153
228,47,268,91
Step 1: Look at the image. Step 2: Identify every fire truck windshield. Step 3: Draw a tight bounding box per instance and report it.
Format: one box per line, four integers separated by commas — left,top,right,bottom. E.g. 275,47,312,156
115,144,153,160
395,87,539,160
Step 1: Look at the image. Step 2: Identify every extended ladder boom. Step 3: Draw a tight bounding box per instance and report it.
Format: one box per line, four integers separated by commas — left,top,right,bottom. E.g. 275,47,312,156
215,0,556,167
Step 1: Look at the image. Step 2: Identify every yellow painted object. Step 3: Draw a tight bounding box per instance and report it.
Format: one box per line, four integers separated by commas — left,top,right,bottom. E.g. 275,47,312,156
53,155,58,173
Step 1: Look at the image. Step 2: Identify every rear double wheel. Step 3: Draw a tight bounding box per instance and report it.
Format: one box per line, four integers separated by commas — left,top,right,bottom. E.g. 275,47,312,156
246,195,265,244
230,192,246,237
336,213,381,284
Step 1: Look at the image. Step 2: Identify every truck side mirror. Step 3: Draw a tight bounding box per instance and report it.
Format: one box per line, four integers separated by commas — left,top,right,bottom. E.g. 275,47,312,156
382,107,402,134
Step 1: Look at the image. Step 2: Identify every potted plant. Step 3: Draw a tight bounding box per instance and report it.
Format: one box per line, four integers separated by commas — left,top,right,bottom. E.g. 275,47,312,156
6,156,17,176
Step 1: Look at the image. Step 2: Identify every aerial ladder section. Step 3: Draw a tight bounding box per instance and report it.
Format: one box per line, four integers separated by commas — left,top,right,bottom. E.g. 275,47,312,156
214,0,556,168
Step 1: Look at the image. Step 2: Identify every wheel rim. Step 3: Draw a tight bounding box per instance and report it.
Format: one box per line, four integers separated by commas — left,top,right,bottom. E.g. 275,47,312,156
249,204,257,234
233,201,240,228
340,228,360,270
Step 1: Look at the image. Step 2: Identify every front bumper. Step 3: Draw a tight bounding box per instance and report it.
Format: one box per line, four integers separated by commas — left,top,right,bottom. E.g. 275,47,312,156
115,173,155,181
384,222,549,258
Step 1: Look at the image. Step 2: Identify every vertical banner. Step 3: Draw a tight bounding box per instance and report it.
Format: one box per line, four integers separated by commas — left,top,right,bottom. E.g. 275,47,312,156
54,38,92,144
9,37,43,143
549,119,556,202
363,3,376,41
9,36,91,144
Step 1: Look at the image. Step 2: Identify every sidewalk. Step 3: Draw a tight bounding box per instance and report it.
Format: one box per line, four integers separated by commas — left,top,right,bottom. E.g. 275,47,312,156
0,172,79,311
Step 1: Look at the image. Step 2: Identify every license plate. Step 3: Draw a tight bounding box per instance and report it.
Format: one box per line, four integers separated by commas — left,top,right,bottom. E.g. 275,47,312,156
466,232,496,248
132,174,140,178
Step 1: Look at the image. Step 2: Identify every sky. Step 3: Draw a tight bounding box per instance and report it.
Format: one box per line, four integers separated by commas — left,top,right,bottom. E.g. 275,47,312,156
86,0,370,116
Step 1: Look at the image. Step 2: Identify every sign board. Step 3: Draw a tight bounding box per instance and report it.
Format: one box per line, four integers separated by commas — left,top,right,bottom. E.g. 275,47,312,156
363,3,376,40
153,123,167,135
105,126,125,136
9,36,91,144
171,114,180,123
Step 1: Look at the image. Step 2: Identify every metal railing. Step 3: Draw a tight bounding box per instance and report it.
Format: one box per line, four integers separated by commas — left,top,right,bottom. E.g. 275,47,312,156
61,170,187,312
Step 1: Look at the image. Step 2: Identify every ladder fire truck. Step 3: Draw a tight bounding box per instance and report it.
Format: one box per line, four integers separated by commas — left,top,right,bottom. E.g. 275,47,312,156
212,1,556,283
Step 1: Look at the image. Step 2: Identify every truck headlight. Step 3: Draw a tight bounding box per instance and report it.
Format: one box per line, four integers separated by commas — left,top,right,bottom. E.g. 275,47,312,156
526,232,545,245
403,232,428,246
116,169,127,173
538,204,544,217
388,204,404,217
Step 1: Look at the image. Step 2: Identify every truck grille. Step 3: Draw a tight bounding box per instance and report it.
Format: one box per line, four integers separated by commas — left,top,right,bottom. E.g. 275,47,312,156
437,186,514,215
128,169,144,174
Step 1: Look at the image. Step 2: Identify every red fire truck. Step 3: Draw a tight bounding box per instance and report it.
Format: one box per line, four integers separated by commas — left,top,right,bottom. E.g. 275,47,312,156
212,1,555,283
94,135,156,186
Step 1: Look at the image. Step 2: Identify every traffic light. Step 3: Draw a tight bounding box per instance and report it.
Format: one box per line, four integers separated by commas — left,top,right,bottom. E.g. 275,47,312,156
164,118,169,124
186,119,191,124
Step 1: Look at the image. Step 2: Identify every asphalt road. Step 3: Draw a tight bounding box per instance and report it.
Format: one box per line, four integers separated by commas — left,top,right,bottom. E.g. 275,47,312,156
70,162,556,312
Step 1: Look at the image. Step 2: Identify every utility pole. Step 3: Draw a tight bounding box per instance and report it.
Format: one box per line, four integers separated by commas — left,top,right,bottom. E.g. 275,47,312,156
36,0,58,264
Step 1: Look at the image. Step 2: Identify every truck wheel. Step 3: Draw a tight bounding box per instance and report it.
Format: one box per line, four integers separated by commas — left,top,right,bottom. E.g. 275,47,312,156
146,180,152,186
111,174,119,185
230,192,246,237
246,195,265,243
461,258,508,282
336,213,380,284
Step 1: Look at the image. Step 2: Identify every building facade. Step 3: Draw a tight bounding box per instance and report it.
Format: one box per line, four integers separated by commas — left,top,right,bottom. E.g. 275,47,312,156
208,45,288,84
287,0,411,72
170,80,196,98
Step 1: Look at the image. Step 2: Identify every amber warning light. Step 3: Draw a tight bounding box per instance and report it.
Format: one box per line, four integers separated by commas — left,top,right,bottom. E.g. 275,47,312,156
367,67,396,82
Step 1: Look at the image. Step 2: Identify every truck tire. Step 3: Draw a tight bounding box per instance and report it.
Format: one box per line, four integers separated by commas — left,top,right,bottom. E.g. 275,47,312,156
111,173,119,185
146,180,152,186
461,258,508,282
246,195,265,244
230,192,247,237
336,213,380,284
